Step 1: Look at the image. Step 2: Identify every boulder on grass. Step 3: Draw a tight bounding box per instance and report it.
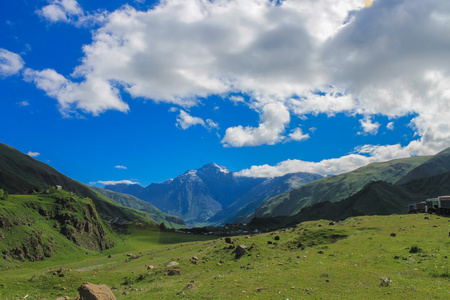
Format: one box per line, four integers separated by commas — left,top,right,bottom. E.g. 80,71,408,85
78,282,116,300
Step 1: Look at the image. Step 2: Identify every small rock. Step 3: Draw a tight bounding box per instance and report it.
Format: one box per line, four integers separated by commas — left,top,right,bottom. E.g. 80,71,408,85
186,281,197,290
167,261,180,267
234,245,247,259
390,233,396,237
168,269,181,276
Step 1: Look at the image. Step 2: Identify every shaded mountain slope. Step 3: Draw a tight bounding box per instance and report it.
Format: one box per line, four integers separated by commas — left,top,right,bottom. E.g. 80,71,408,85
207,172,322,226
91,186,185,228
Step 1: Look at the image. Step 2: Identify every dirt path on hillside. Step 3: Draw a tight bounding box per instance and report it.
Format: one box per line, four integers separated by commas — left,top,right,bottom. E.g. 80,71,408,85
75,261,117,272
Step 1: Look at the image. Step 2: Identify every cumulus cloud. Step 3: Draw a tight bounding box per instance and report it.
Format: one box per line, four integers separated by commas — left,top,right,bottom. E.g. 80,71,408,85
359,116,380,135
222,102,290,147
95,180,138,186
39,0,83,23
176,110,206,129
114,165,127,170
288,127,310,142
176,109,219,130
26,0,450,156
38,0,106,26
387,122,394,130
229,95,245,105
23,68,129,116
237,143,415,178
0,49,24,77
27,151,40,157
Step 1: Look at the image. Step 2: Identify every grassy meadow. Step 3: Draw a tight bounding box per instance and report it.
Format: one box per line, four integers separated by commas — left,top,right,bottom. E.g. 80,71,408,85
1,214,449,299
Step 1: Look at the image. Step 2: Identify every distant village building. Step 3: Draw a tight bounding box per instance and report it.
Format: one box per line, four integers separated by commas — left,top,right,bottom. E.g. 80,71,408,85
56,185,62,190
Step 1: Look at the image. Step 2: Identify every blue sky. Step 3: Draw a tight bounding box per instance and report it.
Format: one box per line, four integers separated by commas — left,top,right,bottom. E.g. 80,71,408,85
1,0,449,187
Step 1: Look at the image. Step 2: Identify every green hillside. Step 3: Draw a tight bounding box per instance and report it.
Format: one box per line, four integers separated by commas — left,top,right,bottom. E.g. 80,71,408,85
241,155,430,222
396,147,450,184
0,190,116,262
0,214,448,299
91,186,186,228
0,143,155,225
250,167,450,230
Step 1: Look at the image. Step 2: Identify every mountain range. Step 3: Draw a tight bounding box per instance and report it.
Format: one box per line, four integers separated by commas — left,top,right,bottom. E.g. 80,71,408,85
246,147,450,229
104,163,323,227
2,140,450,232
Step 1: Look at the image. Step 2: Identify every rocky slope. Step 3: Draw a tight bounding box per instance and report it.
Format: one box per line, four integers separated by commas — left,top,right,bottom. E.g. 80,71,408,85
0,190,115,262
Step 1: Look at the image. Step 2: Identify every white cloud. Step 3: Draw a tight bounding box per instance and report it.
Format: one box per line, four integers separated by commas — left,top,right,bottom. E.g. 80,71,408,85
206,119,219,130
222,102,290,147
359,116,380,135
175,109,219,130
27,151,40,157
96,180,139,186
0,49,24,77
176,110,205,129
38,0,83,23
229,95,245,105
387,122,394,130
23,68,129,116
25,0,450,156
18,100,30,107
38,0,106,26
288,127,310,142
114,165,127,170
237,143,416,178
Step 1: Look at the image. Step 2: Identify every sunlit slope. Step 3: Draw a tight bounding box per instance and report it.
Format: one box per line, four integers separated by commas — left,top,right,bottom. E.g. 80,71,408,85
251,167,450,230
0,190,116,262
396,147,450,184
0,143,155,225
0,214,448,299
241,156,430,222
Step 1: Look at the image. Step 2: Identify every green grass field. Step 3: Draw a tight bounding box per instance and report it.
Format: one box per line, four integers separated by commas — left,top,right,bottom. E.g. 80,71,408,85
1,214,449,299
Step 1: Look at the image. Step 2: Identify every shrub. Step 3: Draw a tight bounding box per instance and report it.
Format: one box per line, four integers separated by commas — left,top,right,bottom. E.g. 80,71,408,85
409,245,422,253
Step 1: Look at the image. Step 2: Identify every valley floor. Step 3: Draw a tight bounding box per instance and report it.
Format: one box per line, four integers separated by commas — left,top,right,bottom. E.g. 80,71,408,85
1,214,449,299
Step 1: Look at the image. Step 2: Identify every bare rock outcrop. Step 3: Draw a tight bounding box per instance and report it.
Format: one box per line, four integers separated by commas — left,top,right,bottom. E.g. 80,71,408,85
78,282,116,300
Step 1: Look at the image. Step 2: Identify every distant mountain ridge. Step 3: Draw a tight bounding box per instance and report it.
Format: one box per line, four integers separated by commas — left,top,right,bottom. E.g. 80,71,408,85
237,154,432,223
90,186,185,228
105,163,322,227
245,147,450,229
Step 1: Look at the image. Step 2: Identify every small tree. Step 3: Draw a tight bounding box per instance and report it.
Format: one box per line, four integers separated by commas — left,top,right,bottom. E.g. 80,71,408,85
0,189,4,199
3,190,8,200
